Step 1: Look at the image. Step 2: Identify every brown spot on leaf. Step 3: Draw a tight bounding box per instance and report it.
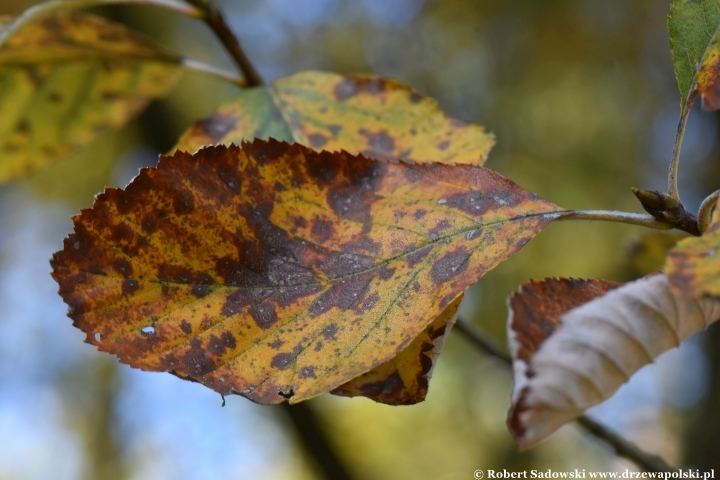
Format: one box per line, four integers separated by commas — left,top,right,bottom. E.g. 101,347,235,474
323,323,339,340
249,303,278,329
334,77,360,100
201,112,237,140
180,320,192,334
367,131,395,154
406,244,433,268
271,352,295,370
113,259,133,278
308,133,328,149
122,279,140,295
208,331,237,355
445,191,494,216
311,217,335,243
299,366,317,379
183,347,215,377
430,247,471,284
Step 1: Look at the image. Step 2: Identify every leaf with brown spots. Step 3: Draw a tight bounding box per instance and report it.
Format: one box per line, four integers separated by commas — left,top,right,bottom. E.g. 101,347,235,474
666,198,720,297
0,12,181,182
331,294,462,405
508,275,720,449
174,71,494,165
51,139,560,404
669,0,720,111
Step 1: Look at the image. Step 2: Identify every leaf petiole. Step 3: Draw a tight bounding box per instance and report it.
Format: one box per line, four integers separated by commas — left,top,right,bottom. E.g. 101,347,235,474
667,104,691,201
555,209,675,230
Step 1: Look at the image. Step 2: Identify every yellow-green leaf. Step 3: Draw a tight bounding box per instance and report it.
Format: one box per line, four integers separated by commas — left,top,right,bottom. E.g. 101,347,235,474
331,294,462,405
0,12,181,182
669,0,720,110
174,71,495,165
666,198,720,296
51,140,560,404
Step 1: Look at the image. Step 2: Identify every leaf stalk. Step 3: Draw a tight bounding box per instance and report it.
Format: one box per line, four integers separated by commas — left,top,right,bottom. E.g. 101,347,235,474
556,209,675,230
453,318,674,473
668,105,691,201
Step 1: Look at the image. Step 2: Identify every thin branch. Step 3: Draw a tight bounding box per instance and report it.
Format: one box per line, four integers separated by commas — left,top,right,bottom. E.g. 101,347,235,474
186,0,264,86
0,0,202,46
280,402,356,480
576,416,675,473
556,210,674,230
180,57,246,87
453,318,674,473
453,320,511,364
668,105,691,201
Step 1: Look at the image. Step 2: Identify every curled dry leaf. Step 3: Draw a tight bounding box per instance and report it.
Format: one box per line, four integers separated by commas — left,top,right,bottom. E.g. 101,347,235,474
52,139,560,404
0,13,181,182
508,275,720,449
666,198,720,297
174,71,495,165
332,294,462,405
669,0,720,110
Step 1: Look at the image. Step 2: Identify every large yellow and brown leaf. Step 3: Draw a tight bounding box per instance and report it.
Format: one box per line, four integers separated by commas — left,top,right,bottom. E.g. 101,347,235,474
174,71,494,165
51,139,560,404
507,275,720,449
0,12,181,182
331,295,462,405
666,198,720,297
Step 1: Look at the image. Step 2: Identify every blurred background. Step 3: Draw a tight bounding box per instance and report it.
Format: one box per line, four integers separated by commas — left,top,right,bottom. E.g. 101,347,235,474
1,0,719,478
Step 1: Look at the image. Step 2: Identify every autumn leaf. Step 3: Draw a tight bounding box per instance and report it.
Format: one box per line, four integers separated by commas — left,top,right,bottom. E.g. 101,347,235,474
174,71,495,165
173,70,495,403
668,0,720,110
0,12,181,182
51,139,560,405
666,198,720,297
331,295,462,405
507,275,720,449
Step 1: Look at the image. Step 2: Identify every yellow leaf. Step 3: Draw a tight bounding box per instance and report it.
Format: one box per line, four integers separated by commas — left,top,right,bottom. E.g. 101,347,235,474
174,71,495,165
0,12,181,182
331,294,462,405
51,139,560,404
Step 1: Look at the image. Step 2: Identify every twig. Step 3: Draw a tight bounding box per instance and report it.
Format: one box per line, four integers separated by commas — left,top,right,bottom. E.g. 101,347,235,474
180,57,246,87
576,416,675,473
280,402,356,480
185,0,264,86
453,318,674,473
0,0,202,47
668,105,691,201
